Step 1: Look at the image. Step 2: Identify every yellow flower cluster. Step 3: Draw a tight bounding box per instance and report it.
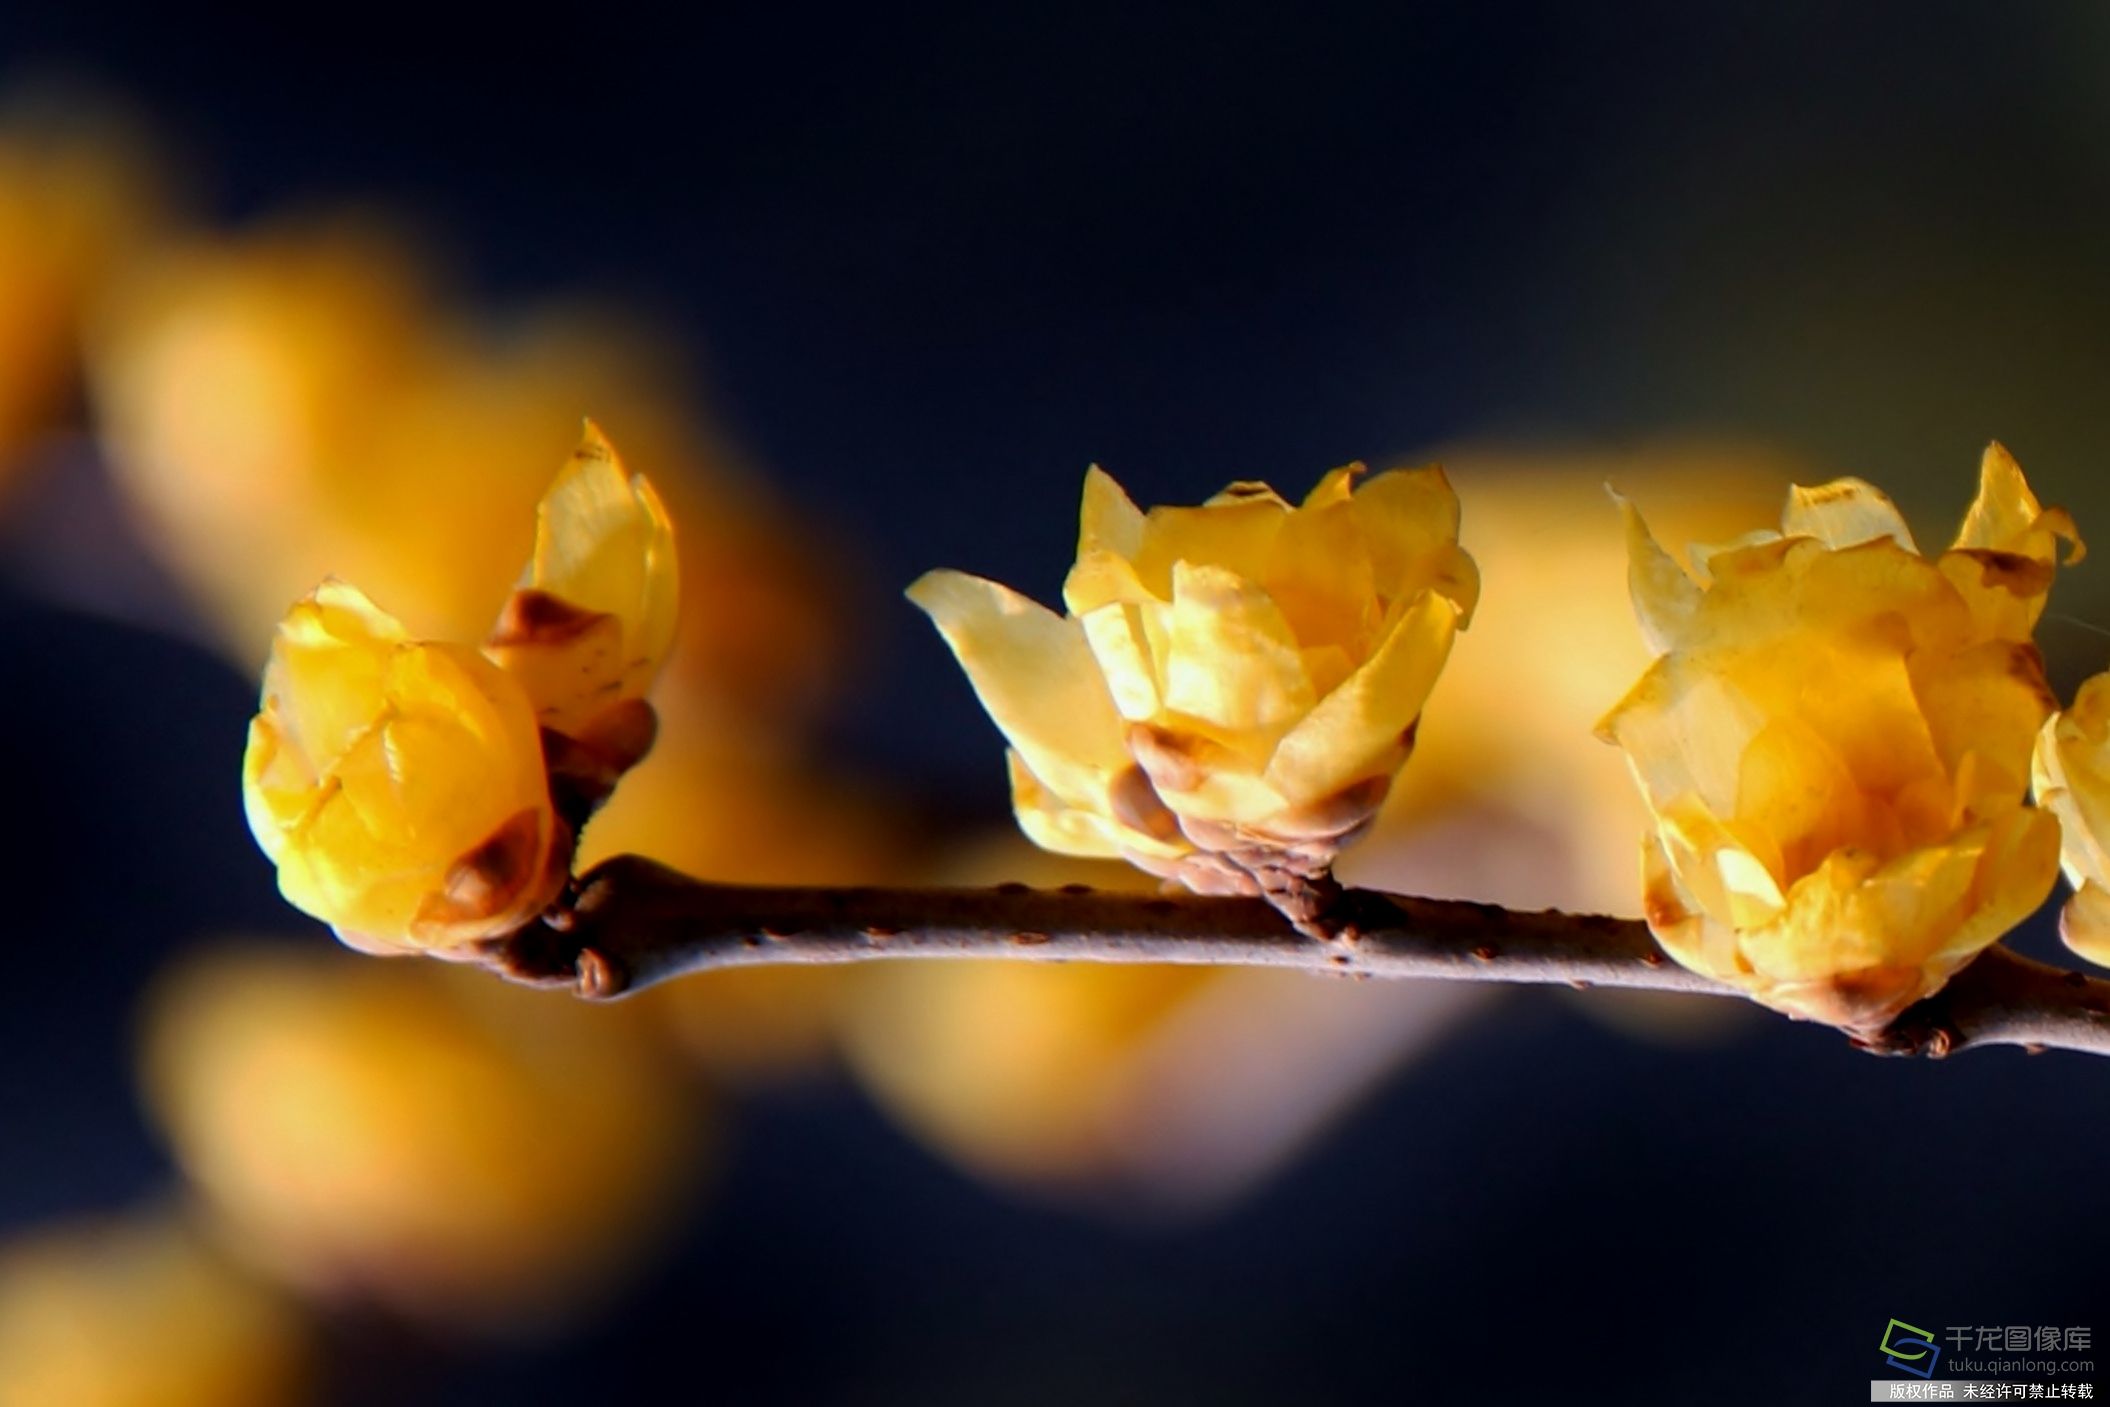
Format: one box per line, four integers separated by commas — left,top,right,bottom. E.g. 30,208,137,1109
912,465,1478,899
241,425,675,955
1600,446,2079,1027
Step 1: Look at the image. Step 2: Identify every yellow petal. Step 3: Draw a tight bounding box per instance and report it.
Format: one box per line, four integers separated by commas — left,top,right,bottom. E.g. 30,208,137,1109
1079,464,1146,559
1931,446,2082,641
265,578,406,778
1063,468,1159,617
1266,483,1379,657
1160,561,1314,735
1130,494,1288,600
1909,638,2055,813
483,590,628,736
2060,879,2110,968
1599,660,1766,822
1654,794,1785,930
1639,829,1739,979
1733,714,1866,883
1781,477,1917,552
1732,847,1908,1025
511,421,679,713
1612,488,1702,654
1953,441,2082,561
1079,601,1164,720
1204,481,1292,509
1006,749,1127,859
1923,803,2059,972
1117,723,1283,827
1264,588,1460,806
1346,465,1475,619
1300,463,1362,509
907,569,1130,810
1005,749,1188,863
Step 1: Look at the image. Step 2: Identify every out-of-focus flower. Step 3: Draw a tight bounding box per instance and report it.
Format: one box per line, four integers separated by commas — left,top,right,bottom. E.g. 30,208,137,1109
242,580,564,956
92,223,839,716
241,424,674,955
2032,673,2110,966
0,107,163,481
842,836,1215,1191
0,1209,311,1407
1349,442,1800,920
1344,443,1808,1052
582,704,915,1077
910,465,1477,901
1600,445,2076,1028
141,946,702,1332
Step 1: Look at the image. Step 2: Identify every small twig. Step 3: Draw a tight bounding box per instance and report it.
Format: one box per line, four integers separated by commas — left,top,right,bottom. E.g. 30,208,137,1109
484,855,2110,1061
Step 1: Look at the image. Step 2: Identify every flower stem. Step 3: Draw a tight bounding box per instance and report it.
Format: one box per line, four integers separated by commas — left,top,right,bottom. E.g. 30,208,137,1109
485,855,2110,1060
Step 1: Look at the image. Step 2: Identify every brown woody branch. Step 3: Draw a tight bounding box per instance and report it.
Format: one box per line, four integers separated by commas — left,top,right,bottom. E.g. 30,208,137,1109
485,855,2110,1060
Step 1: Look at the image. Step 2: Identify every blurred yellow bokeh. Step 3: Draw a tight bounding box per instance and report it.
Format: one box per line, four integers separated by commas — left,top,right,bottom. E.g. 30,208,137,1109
140,944,704,1332
91,221,841,719
1348,440,1806,917
0,105,163,483
585,699,917,1077
0,1209,311,1407
841,835,1495,1207
840,836,1217,1190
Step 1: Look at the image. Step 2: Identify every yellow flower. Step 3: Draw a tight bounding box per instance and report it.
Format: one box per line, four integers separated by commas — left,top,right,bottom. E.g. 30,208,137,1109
240,425,678,956
0,1211,311,1407
1599,444,2077,1028
141,947,701,1331
910,464,1478,898
242,579,564,955
2031,673,2110,967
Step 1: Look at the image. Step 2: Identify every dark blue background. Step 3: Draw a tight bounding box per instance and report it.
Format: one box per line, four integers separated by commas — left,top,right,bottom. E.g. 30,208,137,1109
3,3,2106,1401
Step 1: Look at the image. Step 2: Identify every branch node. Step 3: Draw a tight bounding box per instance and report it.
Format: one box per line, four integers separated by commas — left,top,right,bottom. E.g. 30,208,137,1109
576,948,625,1000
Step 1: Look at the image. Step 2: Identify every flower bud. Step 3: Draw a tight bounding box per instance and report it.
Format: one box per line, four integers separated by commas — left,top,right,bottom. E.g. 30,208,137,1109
484,421,678,743
911,463,1477,898
242,580,566,955
1600,444,2076,1028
